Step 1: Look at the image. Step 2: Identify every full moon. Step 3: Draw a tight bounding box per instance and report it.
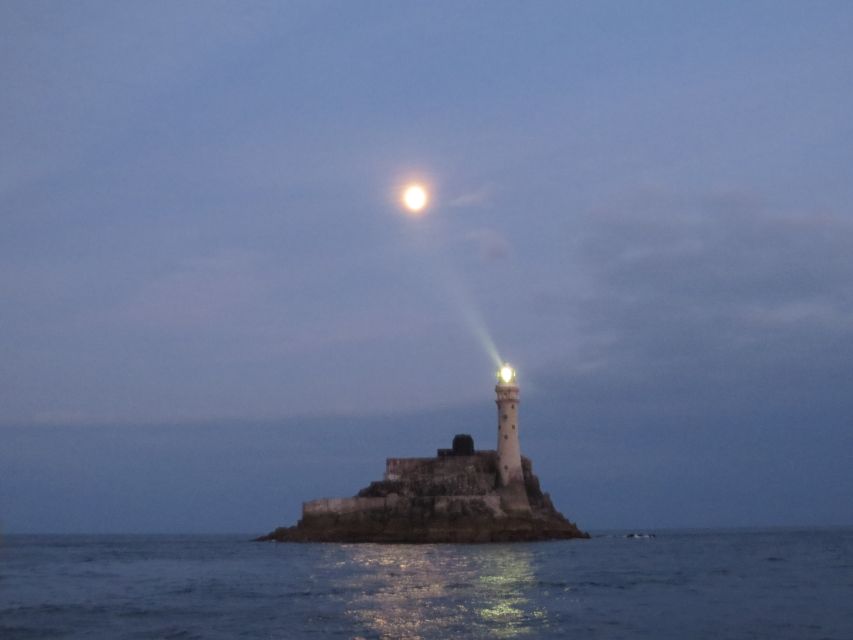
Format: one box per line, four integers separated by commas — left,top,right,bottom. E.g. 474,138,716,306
403,184,428,213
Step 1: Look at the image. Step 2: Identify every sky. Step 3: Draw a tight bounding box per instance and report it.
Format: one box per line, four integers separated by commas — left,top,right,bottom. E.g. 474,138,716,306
2,1,853,533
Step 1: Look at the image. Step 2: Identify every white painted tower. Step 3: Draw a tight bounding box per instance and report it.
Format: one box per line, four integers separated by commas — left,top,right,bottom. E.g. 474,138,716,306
496,363,523,487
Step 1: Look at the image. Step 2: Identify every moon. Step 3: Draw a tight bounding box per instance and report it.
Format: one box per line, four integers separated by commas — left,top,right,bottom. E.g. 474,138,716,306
402,184,428,213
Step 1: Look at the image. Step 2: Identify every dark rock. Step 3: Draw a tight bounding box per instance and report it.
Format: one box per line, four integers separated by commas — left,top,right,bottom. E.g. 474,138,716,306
257,448,589,543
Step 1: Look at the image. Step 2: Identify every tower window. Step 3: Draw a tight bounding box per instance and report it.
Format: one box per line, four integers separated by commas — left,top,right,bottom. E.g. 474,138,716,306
511,404,515,409
504,465,508,471
502,414,508,420
512,424,515,430
504,434,508,440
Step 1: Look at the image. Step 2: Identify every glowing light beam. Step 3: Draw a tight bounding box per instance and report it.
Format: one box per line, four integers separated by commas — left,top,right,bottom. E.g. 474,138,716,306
392,174,504,371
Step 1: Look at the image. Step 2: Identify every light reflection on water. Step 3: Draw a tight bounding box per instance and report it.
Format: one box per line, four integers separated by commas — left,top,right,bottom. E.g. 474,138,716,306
476,548,547,637
340,544,546,638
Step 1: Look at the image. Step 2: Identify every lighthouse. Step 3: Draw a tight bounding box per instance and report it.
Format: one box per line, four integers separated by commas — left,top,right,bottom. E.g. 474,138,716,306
258,358,589,542
496,363,523,487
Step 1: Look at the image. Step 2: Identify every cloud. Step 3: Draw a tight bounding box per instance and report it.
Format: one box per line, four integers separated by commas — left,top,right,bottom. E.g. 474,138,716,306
447,186,493,208
567,190,851,315
529,187,853,417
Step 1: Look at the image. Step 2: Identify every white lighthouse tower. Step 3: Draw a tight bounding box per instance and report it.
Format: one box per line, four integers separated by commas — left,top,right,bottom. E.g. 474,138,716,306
496,363,523,487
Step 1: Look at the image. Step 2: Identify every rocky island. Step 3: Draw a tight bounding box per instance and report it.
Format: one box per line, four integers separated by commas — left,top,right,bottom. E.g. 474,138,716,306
257,434,588,543
257,364,588,543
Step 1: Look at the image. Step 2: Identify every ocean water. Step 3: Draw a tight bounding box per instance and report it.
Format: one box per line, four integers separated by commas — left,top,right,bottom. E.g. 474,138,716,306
1,529,852,639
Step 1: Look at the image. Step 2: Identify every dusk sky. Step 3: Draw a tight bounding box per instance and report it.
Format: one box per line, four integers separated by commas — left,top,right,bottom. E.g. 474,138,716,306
3,2,853,533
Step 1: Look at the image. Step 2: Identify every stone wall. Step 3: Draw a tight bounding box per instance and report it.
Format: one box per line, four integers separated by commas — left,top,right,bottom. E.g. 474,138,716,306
385,450,498,480
384,457,434,481
378,451,498,497
303,496,387,516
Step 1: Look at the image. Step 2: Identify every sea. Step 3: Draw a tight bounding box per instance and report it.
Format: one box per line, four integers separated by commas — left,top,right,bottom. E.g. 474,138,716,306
2,528,852,639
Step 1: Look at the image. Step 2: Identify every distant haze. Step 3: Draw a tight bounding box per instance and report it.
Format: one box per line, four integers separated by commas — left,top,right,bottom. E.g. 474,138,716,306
2,2,852,532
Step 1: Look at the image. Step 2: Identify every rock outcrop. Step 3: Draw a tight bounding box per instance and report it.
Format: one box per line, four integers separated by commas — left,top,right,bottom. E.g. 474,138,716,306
257,437,588,543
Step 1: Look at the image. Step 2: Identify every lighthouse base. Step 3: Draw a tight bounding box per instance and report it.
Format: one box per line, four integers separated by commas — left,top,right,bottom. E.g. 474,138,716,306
257,443,588,543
